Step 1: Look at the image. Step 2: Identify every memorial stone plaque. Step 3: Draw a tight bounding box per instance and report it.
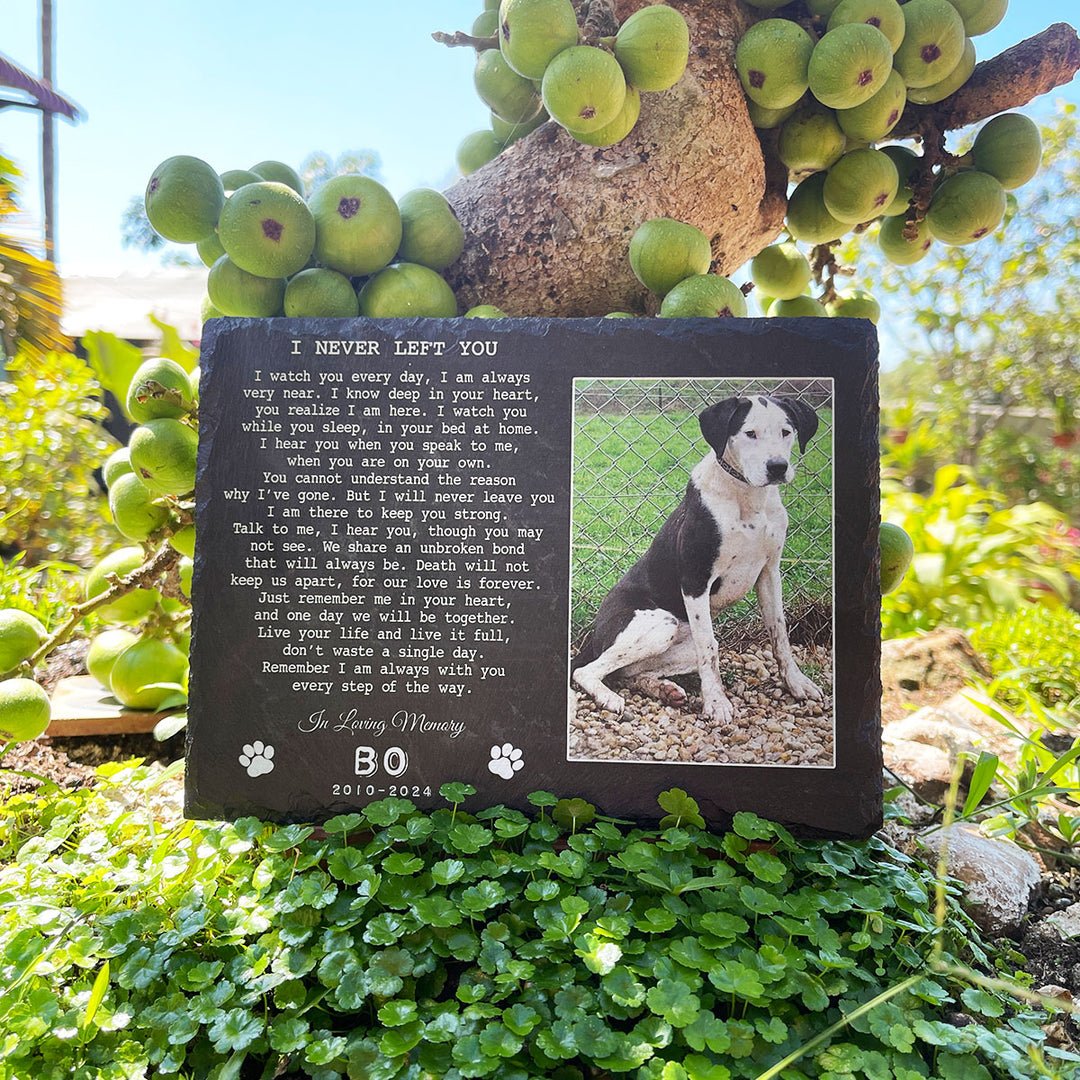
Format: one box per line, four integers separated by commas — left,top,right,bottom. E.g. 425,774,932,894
186,316,882,836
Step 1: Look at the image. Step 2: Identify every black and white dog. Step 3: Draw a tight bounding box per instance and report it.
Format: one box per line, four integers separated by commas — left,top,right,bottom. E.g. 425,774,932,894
571,395,824,724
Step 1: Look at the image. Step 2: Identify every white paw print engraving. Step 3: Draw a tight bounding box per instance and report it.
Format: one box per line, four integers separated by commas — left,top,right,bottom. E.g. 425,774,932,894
488,743,524,780
239,741,275,777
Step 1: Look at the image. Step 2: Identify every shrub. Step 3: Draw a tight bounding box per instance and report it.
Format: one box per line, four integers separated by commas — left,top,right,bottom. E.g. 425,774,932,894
881,464,1079,639
971,603,1080,716
0,348,117,564
0,769,1073,1080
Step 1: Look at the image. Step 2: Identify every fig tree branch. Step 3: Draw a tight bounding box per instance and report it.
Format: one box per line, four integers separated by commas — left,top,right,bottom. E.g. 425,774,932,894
138,379,199,422
431,30,498,51
25,541,180,672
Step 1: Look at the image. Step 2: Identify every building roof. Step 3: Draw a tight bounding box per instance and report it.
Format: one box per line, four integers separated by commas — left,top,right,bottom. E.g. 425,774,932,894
0,51,82,120
61,268,207,343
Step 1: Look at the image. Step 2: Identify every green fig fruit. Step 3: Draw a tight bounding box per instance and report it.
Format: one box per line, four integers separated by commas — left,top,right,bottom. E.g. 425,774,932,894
125,356,193,423
249,160,305,196
972,112,1042,190
808,23,894,109
926,169,1006,244
144,156,223,244
109,636,188,710
879,521,914,593
0,678,50,741
565,83,640,146
473,9,499,38
541,45,626,133
736,19,815,110
750,243,813,300
659,274,747,318
207,255,285,317
465,305,507,317
86,629,139,691
85,548,161,623
169,524,196,559
102,447,133,488
785,170,851,244
745,98,801,130
108,472,169,541
283,268,360,318
907,36,975,104
218,181,315,279
219,169,263,194
629,217,712,295
835,68,907,141
823,148,899,223
769,295,829,317
396,188,466,270
778,105,847,174
475,46,545,123
128,418,198,498
0,609,47,673
357,263,458,318
830,289,881,322
880,143,922,215
491,107,549,145
827,0,906,52
498,0,580,80
457,130,504,175
945,0,1007,36
892,0,965,88
613,4,690,92
170,520,196,557
878,212,934,264
196,230,226,267
309,175,402,277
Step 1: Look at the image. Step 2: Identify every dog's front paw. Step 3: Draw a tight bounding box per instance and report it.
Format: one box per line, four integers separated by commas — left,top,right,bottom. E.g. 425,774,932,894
572,672,626,715
785,670,824,702
701,691,735,724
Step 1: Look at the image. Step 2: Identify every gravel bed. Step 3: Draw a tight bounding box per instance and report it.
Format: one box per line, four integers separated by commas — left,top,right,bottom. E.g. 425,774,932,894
569,643,834,767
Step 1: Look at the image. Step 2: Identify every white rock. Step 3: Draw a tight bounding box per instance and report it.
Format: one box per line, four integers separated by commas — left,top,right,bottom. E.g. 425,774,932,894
1041,902,1080,941
919,825,1042,934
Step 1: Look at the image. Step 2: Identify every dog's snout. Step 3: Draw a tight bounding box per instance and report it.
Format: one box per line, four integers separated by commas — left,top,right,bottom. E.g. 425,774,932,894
766,459,788,481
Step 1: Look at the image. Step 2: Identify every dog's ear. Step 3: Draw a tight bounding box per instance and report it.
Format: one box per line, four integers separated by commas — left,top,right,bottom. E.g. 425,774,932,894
699,397,751,455
773,396,819,454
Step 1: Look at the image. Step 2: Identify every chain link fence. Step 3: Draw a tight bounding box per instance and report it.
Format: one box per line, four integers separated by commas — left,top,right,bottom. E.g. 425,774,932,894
570,377,834,650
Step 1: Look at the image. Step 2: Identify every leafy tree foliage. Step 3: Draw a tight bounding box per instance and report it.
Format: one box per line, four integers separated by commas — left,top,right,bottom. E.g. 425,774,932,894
0,158,67,360
865,103,1080,513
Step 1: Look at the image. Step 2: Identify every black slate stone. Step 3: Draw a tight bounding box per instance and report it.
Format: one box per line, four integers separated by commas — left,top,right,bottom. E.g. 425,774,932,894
185,316,882,837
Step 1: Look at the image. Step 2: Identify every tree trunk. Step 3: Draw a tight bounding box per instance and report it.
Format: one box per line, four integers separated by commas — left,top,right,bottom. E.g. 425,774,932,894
442,2,1079,318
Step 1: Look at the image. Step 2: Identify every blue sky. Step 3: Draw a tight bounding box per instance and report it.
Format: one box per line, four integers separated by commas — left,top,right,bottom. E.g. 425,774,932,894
2,0,1077,276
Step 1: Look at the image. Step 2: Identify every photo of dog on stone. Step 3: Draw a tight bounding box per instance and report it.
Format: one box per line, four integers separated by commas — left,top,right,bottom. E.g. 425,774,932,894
568,382,834,768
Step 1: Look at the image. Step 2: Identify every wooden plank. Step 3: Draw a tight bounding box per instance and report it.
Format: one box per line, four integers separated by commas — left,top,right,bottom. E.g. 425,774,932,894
46,676,174,736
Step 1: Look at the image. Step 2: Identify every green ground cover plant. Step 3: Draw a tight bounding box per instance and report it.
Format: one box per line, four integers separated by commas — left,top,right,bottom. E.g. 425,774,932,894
570,405,833,638
0,770,1074,1080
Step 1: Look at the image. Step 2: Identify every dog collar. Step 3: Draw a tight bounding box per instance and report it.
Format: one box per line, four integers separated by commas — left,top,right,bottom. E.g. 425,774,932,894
719,455,749,485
